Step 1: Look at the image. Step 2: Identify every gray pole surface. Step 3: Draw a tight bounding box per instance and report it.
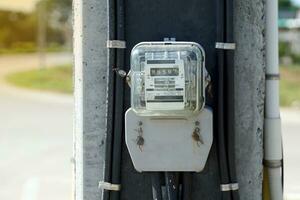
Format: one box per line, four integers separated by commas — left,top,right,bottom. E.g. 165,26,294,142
234,0,265,199
73,0,265,199
73,0,108,199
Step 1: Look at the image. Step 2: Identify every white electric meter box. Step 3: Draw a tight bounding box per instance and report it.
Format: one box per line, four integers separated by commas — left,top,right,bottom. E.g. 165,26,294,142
125,42,213,172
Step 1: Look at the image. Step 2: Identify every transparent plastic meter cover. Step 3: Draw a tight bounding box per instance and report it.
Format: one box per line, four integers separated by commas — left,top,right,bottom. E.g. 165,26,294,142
130,42,205,117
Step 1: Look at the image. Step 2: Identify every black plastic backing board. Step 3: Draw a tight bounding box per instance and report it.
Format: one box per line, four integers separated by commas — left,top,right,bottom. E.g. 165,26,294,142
121,1,221,199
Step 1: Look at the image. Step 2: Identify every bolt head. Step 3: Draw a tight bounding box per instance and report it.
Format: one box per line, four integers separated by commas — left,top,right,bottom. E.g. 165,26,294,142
118,70,127,77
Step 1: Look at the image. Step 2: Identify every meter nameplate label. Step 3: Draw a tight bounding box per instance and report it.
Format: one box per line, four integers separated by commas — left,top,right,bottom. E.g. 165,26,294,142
144,59,185,110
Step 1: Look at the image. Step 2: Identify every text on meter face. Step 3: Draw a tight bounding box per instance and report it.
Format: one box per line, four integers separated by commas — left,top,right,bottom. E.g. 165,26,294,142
144,59,185,110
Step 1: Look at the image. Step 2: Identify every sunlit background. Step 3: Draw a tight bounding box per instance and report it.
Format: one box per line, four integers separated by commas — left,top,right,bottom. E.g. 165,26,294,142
0,0,73,200
0,0,299,199
0,0,39,12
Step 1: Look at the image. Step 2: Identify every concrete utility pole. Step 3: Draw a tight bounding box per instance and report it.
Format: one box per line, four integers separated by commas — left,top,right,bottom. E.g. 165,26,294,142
73,0,108,199
234,0,265,198
73,0,265,199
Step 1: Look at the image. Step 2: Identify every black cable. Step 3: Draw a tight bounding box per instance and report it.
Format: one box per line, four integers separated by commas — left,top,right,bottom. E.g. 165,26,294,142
165,172,179,200
224,0,239,199
110,0,125,199
104,0,116,200
282,142,284,192
182,173,192,200
216,0,232,199
151,173,163,200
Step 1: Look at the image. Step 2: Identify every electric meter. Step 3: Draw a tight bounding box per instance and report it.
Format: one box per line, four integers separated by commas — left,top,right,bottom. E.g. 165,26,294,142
125,42,213,172
130,42,205,117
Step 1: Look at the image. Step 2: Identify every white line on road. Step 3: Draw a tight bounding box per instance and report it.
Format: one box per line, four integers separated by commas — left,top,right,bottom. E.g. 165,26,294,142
21,177,40,200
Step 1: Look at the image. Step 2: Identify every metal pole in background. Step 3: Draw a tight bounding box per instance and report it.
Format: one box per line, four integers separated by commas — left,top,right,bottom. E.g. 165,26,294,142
37,0,47,69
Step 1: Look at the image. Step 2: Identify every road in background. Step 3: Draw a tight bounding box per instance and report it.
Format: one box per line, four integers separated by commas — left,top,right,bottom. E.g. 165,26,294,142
282,108,300,200
0,52,72,75
0,53,72,200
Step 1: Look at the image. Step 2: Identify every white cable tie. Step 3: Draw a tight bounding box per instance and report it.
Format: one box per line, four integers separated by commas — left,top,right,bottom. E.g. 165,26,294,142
215,42,236,50
220,183,239,191
98,181,121,191
107,40,126,49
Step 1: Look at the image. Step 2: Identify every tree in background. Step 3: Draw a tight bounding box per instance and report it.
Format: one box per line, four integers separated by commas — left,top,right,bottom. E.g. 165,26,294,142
279,0,298,9
44,0,72,48
0,11,38,52
0,0,72,54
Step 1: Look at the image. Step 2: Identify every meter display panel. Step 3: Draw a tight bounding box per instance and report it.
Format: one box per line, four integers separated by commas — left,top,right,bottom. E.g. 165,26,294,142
144,59,185,110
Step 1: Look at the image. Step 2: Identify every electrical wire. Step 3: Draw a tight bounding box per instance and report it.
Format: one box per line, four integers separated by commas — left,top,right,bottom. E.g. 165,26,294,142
182,173,192,200
224,0,240,198
216,0,232,199
110,0,125,199
104,0,116,200
165,172,179,200
151,173,163,200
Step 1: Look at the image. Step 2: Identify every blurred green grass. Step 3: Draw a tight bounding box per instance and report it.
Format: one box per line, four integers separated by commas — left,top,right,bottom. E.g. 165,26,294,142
6,64,73,94
0,42,71,55
280,65,300,107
